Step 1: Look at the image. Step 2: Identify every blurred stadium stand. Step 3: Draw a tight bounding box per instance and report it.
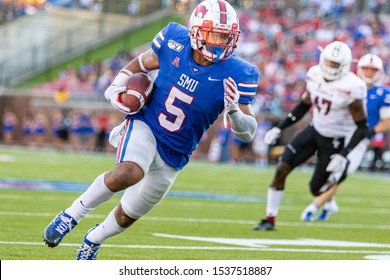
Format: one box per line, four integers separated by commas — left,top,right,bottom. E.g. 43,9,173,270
1,0,390,167
0,2,170,90
1,0,389,91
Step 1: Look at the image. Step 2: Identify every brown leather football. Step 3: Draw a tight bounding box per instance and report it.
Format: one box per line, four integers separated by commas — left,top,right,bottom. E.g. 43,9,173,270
119,72,153,113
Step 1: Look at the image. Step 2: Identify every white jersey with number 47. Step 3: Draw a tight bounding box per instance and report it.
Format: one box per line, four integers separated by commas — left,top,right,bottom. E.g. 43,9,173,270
306,65,367,138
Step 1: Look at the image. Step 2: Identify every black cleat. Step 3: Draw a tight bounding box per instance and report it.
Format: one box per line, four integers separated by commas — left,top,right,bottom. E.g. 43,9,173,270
253,219,275,231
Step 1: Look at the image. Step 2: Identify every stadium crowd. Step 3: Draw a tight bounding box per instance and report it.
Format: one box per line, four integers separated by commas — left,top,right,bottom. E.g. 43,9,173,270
29,1,390,112
2,106,118,153
1,0,390,169
0,0,105,23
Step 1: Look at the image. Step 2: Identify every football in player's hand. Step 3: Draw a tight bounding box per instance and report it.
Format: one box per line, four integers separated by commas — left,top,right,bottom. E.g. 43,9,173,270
118,72,153,113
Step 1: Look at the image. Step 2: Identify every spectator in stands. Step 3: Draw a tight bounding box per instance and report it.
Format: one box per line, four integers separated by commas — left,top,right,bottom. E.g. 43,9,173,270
230,136,254,164
52,109,63,150
94,111,109,152
78,112,95,152
79,0,94,10
370,132,386,171
253,115,272,167
207,119,231,163
2,107,18,145
69,111,95,152
22,112,34,147
55,109,72,152
54,87,69,104
69,110,81,152
368,0,386,15
93,64,112,101
127,0,140,17
34,110,49,149
0,0,46,22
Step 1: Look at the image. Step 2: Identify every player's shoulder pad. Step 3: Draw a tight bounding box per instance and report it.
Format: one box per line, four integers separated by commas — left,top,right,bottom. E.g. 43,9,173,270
381,85,390,95
379,86,390,104
226,54,259,83
153,22,189,51
346,72,367,99
306,64,320,80
165,22,188,36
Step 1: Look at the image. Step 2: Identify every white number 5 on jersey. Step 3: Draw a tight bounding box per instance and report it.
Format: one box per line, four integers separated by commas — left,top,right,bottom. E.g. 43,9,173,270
158,86,194,132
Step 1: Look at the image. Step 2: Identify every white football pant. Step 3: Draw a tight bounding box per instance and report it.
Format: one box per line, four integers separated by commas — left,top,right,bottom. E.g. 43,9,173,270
116,119,179,219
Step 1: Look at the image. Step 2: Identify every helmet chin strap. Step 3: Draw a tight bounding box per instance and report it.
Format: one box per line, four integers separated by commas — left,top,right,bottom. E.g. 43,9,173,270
209,46,224,63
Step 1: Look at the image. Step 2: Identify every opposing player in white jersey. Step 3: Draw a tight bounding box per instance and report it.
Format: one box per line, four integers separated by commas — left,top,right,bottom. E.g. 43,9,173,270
301,53,390,221
253,41,368,231
43,0,259,259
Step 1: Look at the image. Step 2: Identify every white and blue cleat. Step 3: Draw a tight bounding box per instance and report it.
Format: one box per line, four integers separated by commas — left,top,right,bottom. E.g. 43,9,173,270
76,225,101,260
43,210,77,248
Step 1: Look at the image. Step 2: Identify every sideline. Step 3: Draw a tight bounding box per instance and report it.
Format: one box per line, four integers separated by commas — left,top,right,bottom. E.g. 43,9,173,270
0,178,265,203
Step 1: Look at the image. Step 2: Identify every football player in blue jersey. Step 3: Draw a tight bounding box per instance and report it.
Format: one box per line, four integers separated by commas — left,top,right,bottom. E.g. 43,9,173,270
43,0,259,260
301,53,390,222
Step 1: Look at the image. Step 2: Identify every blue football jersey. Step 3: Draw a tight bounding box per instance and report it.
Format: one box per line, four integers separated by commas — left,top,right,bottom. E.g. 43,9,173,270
366,85,390,129
129,22,259,170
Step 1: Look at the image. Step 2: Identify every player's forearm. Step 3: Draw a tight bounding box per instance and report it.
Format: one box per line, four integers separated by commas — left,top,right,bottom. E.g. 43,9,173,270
228,110,257,142
115,49,159,84
340,119,369,157
314,185,340,207
111,54,152,87
276,100,311,130
372,118,390,135
111,69,133,87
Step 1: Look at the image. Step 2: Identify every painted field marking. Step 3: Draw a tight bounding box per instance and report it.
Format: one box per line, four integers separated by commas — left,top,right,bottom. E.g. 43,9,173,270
0,211,390,230
1,238,390,258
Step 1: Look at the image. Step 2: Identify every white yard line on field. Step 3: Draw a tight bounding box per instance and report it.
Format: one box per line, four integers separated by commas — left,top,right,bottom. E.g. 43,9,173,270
0,241,390,257
0,211,390,230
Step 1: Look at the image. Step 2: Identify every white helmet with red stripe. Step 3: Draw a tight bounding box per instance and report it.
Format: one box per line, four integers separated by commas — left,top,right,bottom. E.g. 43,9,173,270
319,41,352,81
357,53,383,85
188,0,240,63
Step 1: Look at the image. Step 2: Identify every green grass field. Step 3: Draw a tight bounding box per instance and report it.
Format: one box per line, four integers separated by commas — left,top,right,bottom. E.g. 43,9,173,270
0,145,389,260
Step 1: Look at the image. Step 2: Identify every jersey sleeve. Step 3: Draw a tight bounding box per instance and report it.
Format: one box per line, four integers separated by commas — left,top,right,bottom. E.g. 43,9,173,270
151,22,176,56
151,22,188,66
350,78,367,101
381,88,390,106
379,87,390,119
305,65,317,83
237,65,259,105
